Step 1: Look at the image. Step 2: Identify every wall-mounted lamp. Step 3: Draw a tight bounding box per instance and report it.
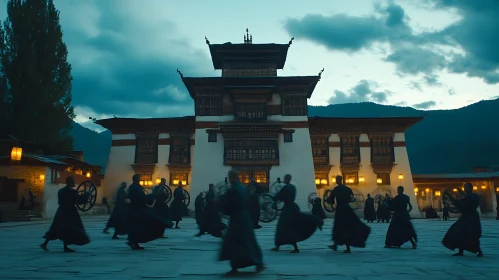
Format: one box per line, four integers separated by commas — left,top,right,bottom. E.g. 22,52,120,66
453,188,458,192
331,177,336,183
481,185,486,190
86,172,91,178
496,187,499,193
11,146,22,161
39,174,45,181
414,187,419,192
156,178,161,184
425,188,430,193
173,179,179,185
376,178,382,184
181,180,187,185
256,178,261,183
315,178,320,185
473,185,478,190
139,180,144,186
359,176,365,183
435,190,441,196
320,179,327,185
398,174,404,180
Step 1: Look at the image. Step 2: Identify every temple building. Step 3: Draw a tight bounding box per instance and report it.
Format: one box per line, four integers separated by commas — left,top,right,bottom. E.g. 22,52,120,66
96,30,422,216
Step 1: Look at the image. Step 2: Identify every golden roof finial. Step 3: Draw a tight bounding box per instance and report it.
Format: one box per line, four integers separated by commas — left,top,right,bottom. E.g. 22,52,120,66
205,36,210,45
244,28,252,44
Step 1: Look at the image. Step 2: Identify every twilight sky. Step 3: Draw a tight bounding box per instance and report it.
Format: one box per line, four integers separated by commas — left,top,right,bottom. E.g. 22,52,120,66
2,0,499,131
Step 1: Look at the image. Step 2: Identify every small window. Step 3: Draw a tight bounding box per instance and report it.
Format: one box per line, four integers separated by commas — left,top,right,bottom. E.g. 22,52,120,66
208,132,217,142
283,132,293,143
343,172,358,185
377,173,391,185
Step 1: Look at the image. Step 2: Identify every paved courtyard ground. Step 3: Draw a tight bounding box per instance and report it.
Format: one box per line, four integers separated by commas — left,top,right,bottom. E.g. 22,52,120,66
0,215,498,280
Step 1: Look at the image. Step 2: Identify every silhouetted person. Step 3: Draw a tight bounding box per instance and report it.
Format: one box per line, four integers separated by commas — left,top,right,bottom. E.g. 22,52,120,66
197,184,224,238
126,174,173,250
442,182,483,257
28,190,36,209
443,206,450,221
327,175,371,253
219,169,265,275
384,186,417,249
271,174,323,253
311,197,326,220
364,194,376,223
195,192,205,228
19,195,26,210
170,182,186,229
41,176,90,252
247,180,262,229
103,182,129,239
151,178,172,238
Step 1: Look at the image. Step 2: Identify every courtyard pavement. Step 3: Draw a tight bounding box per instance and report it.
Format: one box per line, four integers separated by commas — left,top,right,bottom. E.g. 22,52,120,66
0,215,498,280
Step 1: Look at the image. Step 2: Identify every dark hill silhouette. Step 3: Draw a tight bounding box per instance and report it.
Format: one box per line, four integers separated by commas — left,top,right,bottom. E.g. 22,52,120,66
71,98,499,174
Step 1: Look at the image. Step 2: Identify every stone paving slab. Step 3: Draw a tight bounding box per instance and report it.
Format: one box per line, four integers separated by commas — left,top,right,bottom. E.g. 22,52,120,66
0,216,498,279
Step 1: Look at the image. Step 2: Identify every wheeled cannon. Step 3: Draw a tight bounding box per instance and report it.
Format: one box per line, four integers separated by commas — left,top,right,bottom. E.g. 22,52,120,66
76,180,98,212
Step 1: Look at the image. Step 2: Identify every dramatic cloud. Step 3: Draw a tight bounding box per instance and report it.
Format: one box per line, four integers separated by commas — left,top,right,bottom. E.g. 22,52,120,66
413,101,436,109
328,80,391,104
53,0,214,121
284,1,499,85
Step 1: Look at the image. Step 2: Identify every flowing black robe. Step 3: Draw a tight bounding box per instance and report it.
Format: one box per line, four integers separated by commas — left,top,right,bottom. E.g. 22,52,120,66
219,182,264,269
201,190,225,237
106,186,129,235
328,184,371,247
385,194,417,246
312,197,326,220
127,183,173,244
43,185,90,245
247,182,261,228
170,187,186,222
195,194,205,227
274,184,323,247
152,184,172,235
363,197,376,222
442,193,482,253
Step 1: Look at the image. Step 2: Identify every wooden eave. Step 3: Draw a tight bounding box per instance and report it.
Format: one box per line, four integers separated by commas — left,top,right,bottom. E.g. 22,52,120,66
0,155,69,168
95,117,195,134
130,164,156,174
180,76,321,99
208,43,290,69
308,117,424,133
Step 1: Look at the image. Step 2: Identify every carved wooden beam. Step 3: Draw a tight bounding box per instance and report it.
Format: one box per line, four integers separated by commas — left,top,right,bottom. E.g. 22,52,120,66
367,132,395,140
340,164,361,174
314,164,333,172
166,164,191,173
130,164,156,174
337,132,361,138
371,162,396,174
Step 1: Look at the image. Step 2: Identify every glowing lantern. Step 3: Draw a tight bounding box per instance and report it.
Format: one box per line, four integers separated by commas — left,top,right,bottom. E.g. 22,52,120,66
473,185,478,190
139,181,144,186
181,180,187,185
398,174,404,180
496,187,499,192
11,147,22,161
359,176,365,182
376,178,382,184
414,192,417,196
156,178,161,184
320,179,327,185
86,172,91,178
481,185,486,190
173,179,179,185
315,179,320,185
256,178,261,183
435,191,441,196
453,188,458,192
39,174,45,181
332,177,336,183
414,187,419,192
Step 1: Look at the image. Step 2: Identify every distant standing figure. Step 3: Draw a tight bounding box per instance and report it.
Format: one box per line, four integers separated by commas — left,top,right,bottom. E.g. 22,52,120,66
170,182,187,229
384,186,417,249
103,182,129,239
442,182,483,257
197,184,224,238
195,192,205,228
40,176,90,252
311,197,326,220
442,206,450,221
19,195,26,210
364,194,376,223
152,178,172,238
219,169,265,275
327,175,371,253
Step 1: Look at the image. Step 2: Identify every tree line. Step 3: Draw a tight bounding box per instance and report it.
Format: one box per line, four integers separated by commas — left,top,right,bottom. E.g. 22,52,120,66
0,0,74,155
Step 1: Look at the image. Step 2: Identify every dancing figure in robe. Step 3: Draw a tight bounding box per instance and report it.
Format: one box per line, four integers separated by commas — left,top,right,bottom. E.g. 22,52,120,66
197,184,225,238
170,182,187,229
247,180,262,229
327,175,371,253
41,176,90,252
311,197,326,220
126,174,173,250
195,192,205,228
103,182,129,239
442,182,483,257
152,178,172,238
219,170,265,274
271,174,323,253
363,194,376,223
384,186,417,249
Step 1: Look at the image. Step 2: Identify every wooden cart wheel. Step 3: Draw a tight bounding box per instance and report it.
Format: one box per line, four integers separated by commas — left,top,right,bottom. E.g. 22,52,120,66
76,181,97,212
308,192,318,210
269,179,285,210
182,189,191,206
443,188,466,213
258,193,278,223
323,189,336,213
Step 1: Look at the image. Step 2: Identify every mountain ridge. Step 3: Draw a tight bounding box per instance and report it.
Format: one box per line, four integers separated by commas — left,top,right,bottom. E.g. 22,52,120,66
72,98,499,175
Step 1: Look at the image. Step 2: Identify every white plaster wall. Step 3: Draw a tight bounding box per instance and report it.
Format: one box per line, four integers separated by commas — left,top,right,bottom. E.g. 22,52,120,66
190,128,231,207
271,128,317,210
43,167,64,219
102,145,137,200
316,132,421,218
